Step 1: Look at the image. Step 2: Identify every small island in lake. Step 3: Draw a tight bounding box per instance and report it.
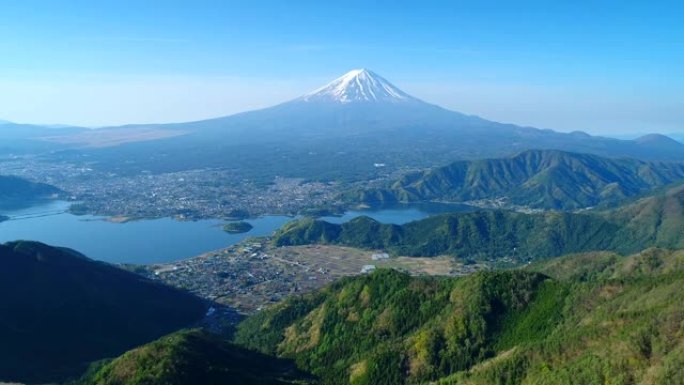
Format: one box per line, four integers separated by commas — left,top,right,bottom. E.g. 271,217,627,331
0,215,9,223
222,221,253,234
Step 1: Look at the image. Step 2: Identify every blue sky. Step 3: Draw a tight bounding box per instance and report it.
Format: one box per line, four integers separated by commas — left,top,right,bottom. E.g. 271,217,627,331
0,0,682,134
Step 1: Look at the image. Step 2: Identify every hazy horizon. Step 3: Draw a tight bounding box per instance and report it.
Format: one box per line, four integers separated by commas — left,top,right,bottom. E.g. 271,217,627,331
1,1,682,135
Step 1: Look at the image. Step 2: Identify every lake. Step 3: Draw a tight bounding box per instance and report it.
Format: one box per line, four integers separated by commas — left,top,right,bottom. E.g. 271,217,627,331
0,201,474,264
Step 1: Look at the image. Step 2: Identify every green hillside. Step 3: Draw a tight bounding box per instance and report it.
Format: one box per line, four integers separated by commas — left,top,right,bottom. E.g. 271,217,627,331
0,241,208,384
606,183,684,252
234,249,684,385
343,150,684,210
0,175,61,209
75,329,314,385
274,184,684,260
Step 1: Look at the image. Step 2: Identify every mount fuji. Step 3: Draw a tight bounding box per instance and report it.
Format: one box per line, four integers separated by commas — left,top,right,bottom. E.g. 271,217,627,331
299,69,418,104
169,69,492,139
64,69,684,180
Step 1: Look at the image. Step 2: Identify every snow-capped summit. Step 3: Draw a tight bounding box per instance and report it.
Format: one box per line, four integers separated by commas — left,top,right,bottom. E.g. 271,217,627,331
300,69,419,104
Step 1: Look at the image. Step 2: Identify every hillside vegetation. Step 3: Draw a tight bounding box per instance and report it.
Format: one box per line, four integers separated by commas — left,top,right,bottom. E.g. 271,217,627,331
74,329,314,385
275,184,684,260
0,241,207,384
235,248,684,384
343,150,684,210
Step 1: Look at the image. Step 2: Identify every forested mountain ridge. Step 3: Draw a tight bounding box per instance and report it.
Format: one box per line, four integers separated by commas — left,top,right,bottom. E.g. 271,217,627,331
275,184,684,260
234,248,684,385
236,269,549,385
342,149,684,210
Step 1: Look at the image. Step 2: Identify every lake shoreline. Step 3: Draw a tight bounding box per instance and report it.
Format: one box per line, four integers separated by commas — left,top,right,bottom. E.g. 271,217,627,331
0,200,475,265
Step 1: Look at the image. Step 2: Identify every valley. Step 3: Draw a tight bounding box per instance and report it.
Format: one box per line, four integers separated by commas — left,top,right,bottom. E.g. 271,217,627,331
5,237,684,385
0,156,346,220
137,241,489,314
3,70,684,227
4,3,684,384
5,147,684,384
119,177,684,317
0,199,473,264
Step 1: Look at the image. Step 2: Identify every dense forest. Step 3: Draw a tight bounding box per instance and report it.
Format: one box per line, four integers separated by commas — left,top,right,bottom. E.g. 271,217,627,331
234,248,684,384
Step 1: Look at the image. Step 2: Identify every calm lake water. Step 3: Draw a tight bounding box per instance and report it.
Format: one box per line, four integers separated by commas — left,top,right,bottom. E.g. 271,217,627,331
0,201,474,264
320,202,476,224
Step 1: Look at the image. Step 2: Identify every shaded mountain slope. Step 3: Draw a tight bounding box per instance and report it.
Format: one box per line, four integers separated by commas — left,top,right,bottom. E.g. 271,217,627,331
0,175,61,209
0,241,207,384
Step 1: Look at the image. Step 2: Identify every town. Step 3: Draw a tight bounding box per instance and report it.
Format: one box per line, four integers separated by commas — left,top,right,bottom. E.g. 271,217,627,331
0,155,345,219
133,238,490,314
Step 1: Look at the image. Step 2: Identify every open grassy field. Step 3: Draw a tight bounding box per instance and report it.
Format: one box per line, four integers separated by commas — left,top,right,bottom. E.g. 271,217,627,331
39,127,188,147
270,244,487,277
142,242,488,314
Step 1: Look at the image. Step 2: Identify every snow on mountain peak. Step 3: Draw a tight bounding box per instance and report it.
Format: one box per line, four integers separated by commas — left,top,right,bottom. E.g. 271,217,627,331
300,69,417,104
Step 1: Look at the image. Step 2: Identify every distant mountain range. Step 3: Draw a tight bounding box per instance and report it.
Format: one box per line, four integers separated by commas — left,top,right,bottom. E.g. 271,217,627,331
343,149,684,210
274,183,684,260
0,121,87,153
0,241,207,384
32,69,684,181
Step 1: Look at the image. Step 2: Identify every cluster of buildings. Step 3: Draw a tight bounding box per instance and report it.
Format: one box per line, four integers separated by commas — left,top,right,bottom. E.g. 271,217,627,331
0,155,340,220
139,241,337,313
